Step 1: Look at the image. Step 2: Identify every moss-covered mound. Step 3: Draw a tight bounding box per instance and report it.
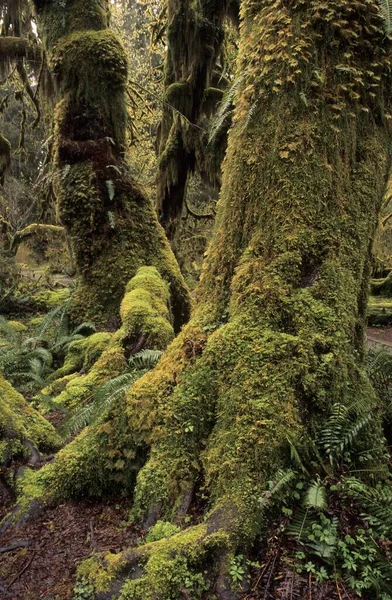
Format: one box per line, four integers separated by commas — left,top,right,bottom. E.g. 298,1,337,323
0,374,60,465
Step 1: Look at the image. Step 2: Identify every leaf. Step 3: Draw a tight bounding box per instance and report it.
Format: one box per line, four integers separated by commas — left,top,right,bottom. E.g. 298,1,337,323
106,179,115,201
304,480,327,510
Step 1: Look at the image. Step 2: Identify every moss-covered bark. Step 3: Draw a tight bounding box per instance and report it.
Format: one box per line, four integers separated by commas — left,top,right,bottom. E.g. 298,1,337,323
17,1,392,598
32,0,190,330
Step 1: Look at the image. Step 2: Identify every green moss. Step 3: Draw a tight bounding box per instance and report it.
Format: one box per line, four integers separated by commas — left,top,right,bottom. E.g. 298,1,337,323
6,320,27,333
0,374,60,461
79,523,216,599
144,520,181,543
165,82,192,115
48,331,112,381
33,0,190,330
33,287,70,309
26,269,175,500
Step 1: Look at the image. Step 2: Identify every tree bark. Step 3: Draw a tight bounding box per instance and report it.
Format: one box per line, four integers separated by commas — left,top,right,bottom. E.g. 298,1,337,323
20,0,392,598
32,0,191,330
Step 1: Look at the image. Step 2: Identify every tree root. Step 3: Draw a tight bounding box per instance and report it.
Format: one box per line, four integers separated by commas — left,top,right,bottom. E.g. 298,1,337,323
80,516,241,600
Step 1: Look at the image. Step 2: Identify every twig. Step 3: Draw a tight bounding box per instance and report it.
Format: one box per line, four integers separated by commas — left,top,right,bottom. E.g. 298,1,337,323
0,541,29,553
252,559,271,591
308,572,312,600
263,551,278,600
185,199,215,220
335,577,343,600
7,552,34,589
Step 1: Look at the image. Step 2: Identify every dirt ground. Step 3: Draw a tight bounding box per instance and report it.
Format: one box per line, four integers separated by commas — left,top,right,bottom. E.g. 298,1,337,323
0,496,141,600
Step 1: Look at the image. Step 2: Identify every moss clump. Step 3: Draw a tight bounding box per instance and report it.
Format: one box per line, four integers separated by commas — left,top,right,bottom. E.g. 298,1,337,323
0,374,60,462
33,287,70,310
144,520,181,543
78,523,220,600
6,320,27,333
48,331,112,381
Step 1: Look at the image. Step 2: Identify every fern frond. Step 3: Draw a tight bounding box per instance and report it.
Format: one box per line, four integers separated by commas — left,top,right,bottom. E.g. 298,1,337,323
304,479,327,510
258,469,295,508
318,401,372,464
36,298,71,339
208,73,245,144
377,0,392,34
128,349,163,371
62,372,138,437
346,478,392,536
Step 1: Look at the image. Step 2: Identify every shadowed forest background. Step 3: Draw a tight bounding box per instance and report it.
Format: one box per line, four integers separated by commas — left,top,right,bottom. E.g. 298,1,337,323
3,1,392,599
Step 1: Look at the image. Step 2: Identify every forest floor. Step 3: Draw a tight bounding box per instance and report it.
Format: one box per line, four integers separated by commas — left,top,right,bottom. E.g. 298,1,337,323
0,495,360,600
0,493,141,600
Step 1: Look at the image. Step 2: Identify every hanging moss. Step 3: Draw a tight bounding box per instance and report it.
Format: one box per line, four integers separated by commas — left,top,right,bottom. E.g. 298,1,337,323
156,0,236,240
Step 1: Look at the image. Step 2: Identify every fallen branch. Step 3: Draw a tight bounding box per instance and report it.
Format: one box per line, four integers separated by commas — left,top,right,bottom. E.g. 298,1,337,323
0,541,29,553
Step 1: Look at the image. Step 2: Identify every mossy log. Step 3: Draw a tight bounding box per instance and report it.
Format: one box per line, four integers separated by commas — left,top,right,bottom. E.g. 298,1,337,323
32,0,190,330
17,0,392,598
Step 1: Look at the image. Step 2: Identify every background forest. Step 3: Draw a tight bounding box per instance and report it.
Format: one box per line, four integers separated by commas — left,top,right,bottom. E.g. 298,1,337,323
2,1,392,599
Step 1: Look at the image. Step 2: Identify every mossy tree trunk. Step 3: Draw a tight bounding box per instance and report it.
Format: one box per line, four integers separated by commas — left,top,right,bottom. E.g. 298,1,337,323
32,0,190,330
157,0,237,241
24,0,392,597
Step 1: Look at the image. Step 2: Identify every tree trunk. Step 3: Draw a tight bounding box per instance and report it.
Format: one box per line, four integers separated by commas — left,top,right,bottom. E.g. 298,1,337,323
32,0,190,330
20,0,392,598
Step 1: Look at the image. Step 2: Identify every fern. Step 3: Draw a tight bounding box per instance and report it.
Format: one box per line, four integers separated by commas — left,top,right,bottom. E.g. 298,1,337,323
128,349,163,370
318,402,372,464
345,478,392,536
304,479,327,510
106,179,115,201
377,0,392,34
258,469,295,508
208,73,245,145
62,372,138,437
62,350,163,437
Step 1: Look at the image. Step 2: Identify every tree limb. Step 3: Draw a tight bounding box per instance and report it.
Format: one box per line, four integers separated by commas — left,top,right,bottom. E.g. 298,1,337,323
0,37,42,63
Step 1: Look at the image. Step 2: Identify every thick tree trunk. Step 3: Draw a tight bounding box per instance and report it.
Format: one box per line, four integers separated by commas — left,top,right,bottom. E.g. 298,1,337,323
18,0,392,598
32,0,190,330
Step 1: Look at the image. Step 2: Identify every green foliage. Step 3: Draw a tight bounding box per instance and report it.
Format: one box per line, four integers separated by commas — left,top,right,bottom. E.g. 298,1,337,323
276,397,392,596
318,401,373,466
144,520,181,543
61,349,163,436
0,294,95,396
208,73,244,145
72,577,94,600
